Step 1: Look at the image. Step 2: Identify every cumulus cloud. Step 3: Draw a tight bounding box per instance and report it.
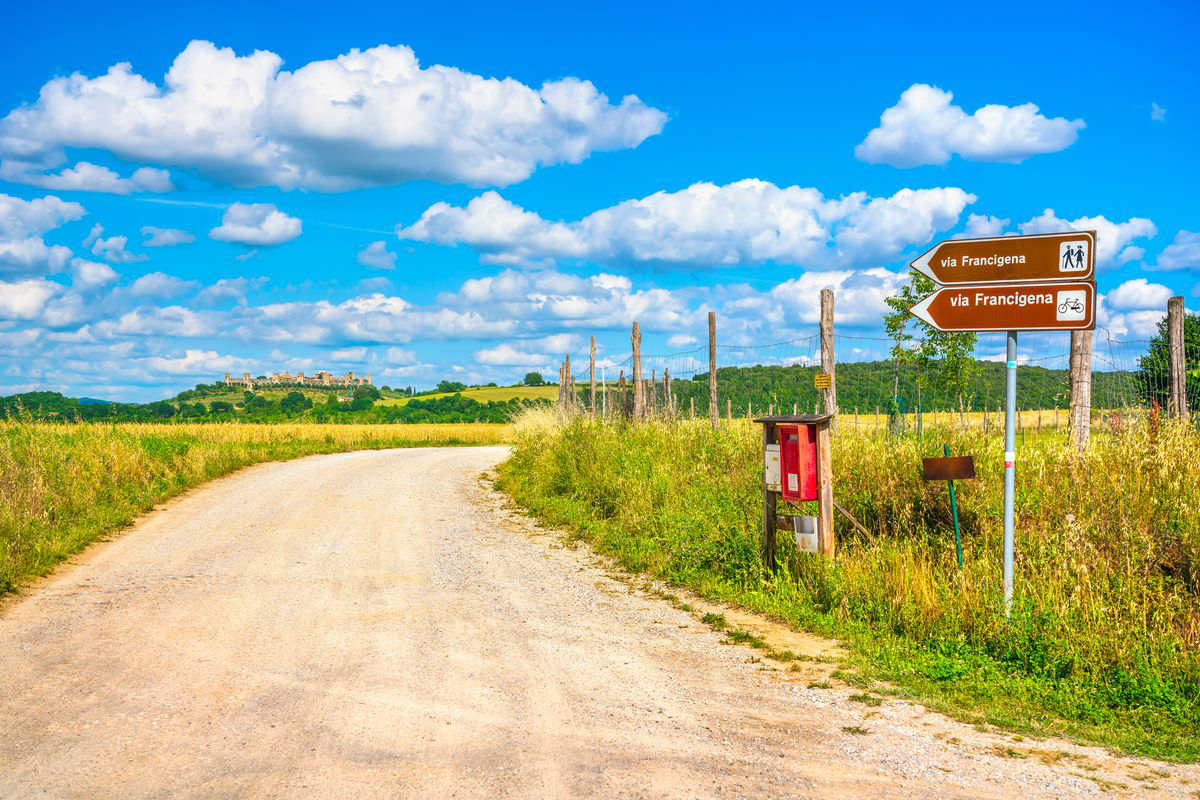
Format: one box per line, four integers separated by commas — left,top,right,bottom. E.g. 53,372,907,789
330,346,369,363
1018,209,1156,269
0,193,86,237
0,236,73,276
958,213,1011,238
356,240,396,269
474,343,550,366
398,180,975,268
667,334,699,348
85,225,147,263
195,276,266,306
855,84,1084,167
0,40,667,191
1151,230,1200,271
141,226,195,247
209,203,301,246
129,271,198,298
1151,102,1167,122
0,160,172,194
0,278,61,320
1106,278,1174,310
70,258,118,289
141,349,250,375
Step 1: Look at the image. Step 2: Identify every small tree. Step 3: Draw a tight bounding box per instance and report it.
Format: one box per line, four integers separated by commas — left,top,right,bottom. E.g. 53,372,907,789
280,391,312,414
884,272,978,417
523,372,544,386
436,380,467,393
1136,310,1200,411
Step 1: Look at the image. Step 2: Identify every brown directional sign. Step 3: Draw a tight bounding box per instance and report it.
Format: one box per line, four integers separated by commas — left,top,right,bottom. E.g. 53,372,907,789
910,281,1095,332
910,231,1096,285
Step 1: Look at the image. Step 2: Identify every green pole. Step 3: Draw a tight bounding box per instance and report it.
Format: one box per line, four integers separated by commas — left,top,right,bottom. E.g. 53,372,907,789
945,443,963,568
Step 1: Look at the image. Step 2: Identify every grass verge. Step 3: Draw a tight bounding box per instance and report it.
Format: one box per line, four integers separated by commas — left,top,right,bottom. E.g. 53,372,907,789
497,408,1200,762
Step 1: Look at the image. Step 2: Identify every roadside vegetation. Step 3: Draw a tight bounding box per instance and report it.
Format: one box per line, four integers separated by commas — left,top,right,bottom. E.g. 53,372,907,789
0,421,509,596
498,407,1200,761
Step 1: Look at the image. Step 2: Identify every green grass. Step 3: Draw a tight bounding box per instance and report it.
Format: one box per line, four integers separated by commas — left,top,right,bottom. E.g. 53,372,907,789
376,384,559,407
0,421,509,596
497,410,1200,762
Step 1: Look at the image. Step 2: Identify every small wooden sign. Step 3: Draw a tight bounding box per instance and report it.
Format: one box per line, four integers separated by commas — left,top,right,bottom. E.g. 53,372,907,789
909,281,1095,332
922,455,976,481
910,230,1096,285
814,372,832,389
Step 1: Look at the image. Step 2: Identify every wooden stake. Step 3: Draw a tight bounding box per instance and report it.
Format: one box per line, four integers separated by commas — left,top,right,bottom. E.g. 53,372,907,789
820,288,838,425
1069,330,1093,450
708,311,719,431
1168,296,1188,419
589,336,596,418
761,422,777,573
632,322,644,419
817,420,835,558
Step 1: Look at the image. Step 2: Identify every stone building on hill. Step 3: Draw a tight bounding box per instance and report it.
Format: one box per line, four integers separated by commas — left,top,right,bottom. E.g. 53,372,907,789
222,370,372,389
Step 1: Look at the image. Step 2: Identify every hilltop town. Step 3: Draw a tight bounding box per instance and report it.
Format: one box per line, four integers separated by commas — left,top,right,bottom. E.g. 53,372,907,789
221,370,373,389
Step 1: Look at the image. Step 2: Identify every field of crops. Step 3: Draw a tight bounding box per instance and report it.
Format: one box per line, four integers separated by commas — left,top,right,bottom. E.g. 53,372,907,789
499,408,1200,760
0,422,510,596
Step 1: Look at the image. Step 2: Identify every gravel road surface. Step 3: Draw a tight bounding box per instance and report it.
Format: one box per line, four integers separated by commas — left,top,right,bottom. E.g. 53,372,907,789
1,447,1195,799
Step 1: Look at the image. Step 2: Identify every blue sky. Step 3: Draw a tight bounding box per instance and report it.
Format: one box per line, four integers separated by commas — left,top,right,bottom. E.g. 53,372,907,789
0,0,1196,400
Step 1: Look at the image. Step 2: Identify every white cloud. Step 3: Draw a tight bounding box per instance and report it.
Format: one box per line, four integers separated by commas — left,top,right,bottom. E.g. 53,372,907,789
70,258,118,289
195,276,266,306
0,278,61,320
141,226,195,247
385,347,416,365
667,334,699,348
330,346,369,363
957,213,1011,239
0,160,172,194
141,349,249,375
475,343,550,366
356,240,396,269
1151,102,1167,122
97,305,214,338
1151,230,1200,271
0,40,666,191
1106,278,1174,310
855,84,1084,167
129,271,198,298
398,180,975,268
210,203,301,246
0,193,86,237
0,236,73,276
88,230,147,263
1019,209,1156,269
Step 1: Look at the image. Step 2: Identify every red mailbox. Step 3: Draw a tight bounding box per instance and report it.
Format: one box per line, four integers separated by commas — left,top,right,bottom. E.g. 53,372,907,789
777,423,818,502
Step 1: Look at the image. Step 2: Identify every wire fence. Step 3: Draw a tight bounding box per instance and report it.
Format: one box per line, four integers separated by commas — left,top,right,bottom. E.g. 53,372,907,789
557,327,1198,434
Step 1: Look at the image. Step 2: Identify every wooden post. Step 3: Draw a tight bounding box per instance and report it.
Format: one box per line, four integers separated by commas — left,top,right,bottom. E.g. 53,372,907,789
1069,330,1093,450
631,322,644,419
650,368,657,417
708,311,719,431
761,422,777,573
1168,296,1187,419
820,288,837,424
664,368,672,418
602,367,608,418
589,336,596,418
817,420,835,558
726,397,731,421
564,354,572,411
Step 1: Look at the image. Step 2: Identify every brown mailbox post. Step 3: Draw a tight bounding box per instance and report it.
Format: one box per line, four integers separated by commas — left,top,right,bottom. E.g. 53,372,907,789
755,414,835,570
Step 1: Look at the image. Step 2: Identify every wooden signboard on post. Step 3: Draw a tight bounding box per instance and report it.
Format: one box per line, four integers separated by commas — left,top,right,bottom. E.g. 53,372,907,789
910,231,1096,285
909,282,1096,332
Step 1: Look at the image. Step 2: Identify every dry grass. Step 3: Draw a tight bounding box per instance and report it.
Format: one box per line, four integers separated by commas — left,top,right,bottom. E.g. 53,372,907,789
498,408,1200,759
0,421,510,594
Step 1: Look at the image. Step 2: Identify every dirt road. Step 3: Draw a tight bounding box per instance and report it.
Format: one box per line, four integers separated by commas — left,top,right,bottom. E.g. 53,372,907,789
1,447,1194,798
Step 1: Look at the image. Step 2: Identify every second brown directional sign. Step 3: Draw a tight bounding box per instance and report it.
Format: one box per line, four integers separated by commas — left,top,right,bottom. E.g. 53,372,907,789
910,281,1096,332
910,230,1096,285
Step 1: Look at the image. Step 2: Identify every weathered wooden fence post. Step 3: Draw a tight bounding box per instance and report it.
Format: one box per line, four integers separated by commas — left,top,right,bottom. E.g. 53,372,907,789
820,288,837,425
564,354,572,411
1069,330,1093,450
708,311,719,431
632,322,644,419
1168,296,1188,419
589,336,596,419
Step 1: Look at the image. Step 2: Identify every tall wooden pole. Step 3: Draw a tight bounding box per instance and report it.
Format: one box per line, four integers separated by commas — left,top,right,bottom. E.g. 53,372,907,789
1168,296,1188,419
817,421,835,559
708,311,719,431
1068,330,1093,451
564,354,572,411
664,367,672,418
820,289,837,423
632,322,644,419
589,336,596,418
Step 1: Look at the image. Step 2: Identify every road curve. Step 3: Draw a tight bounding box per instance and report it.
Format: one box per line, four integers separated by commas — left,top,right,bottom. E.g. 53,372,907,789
0,447,1187,799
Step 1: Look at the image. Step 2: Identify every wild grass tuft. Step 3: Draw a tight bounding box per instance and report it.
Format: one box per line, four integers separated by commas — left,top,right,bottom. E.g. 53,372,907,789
497,409,1200,761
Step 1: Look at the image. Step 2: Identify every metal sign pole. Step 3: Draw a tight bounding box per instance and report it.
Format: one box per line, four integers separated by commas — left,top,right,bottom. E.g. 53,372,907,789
1003,331,1017,616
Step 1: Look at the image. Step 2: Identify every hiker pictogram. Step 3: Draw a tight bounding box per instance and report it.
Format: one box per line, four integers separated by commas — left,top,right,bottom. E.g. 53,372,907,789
1058,240,1089,272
